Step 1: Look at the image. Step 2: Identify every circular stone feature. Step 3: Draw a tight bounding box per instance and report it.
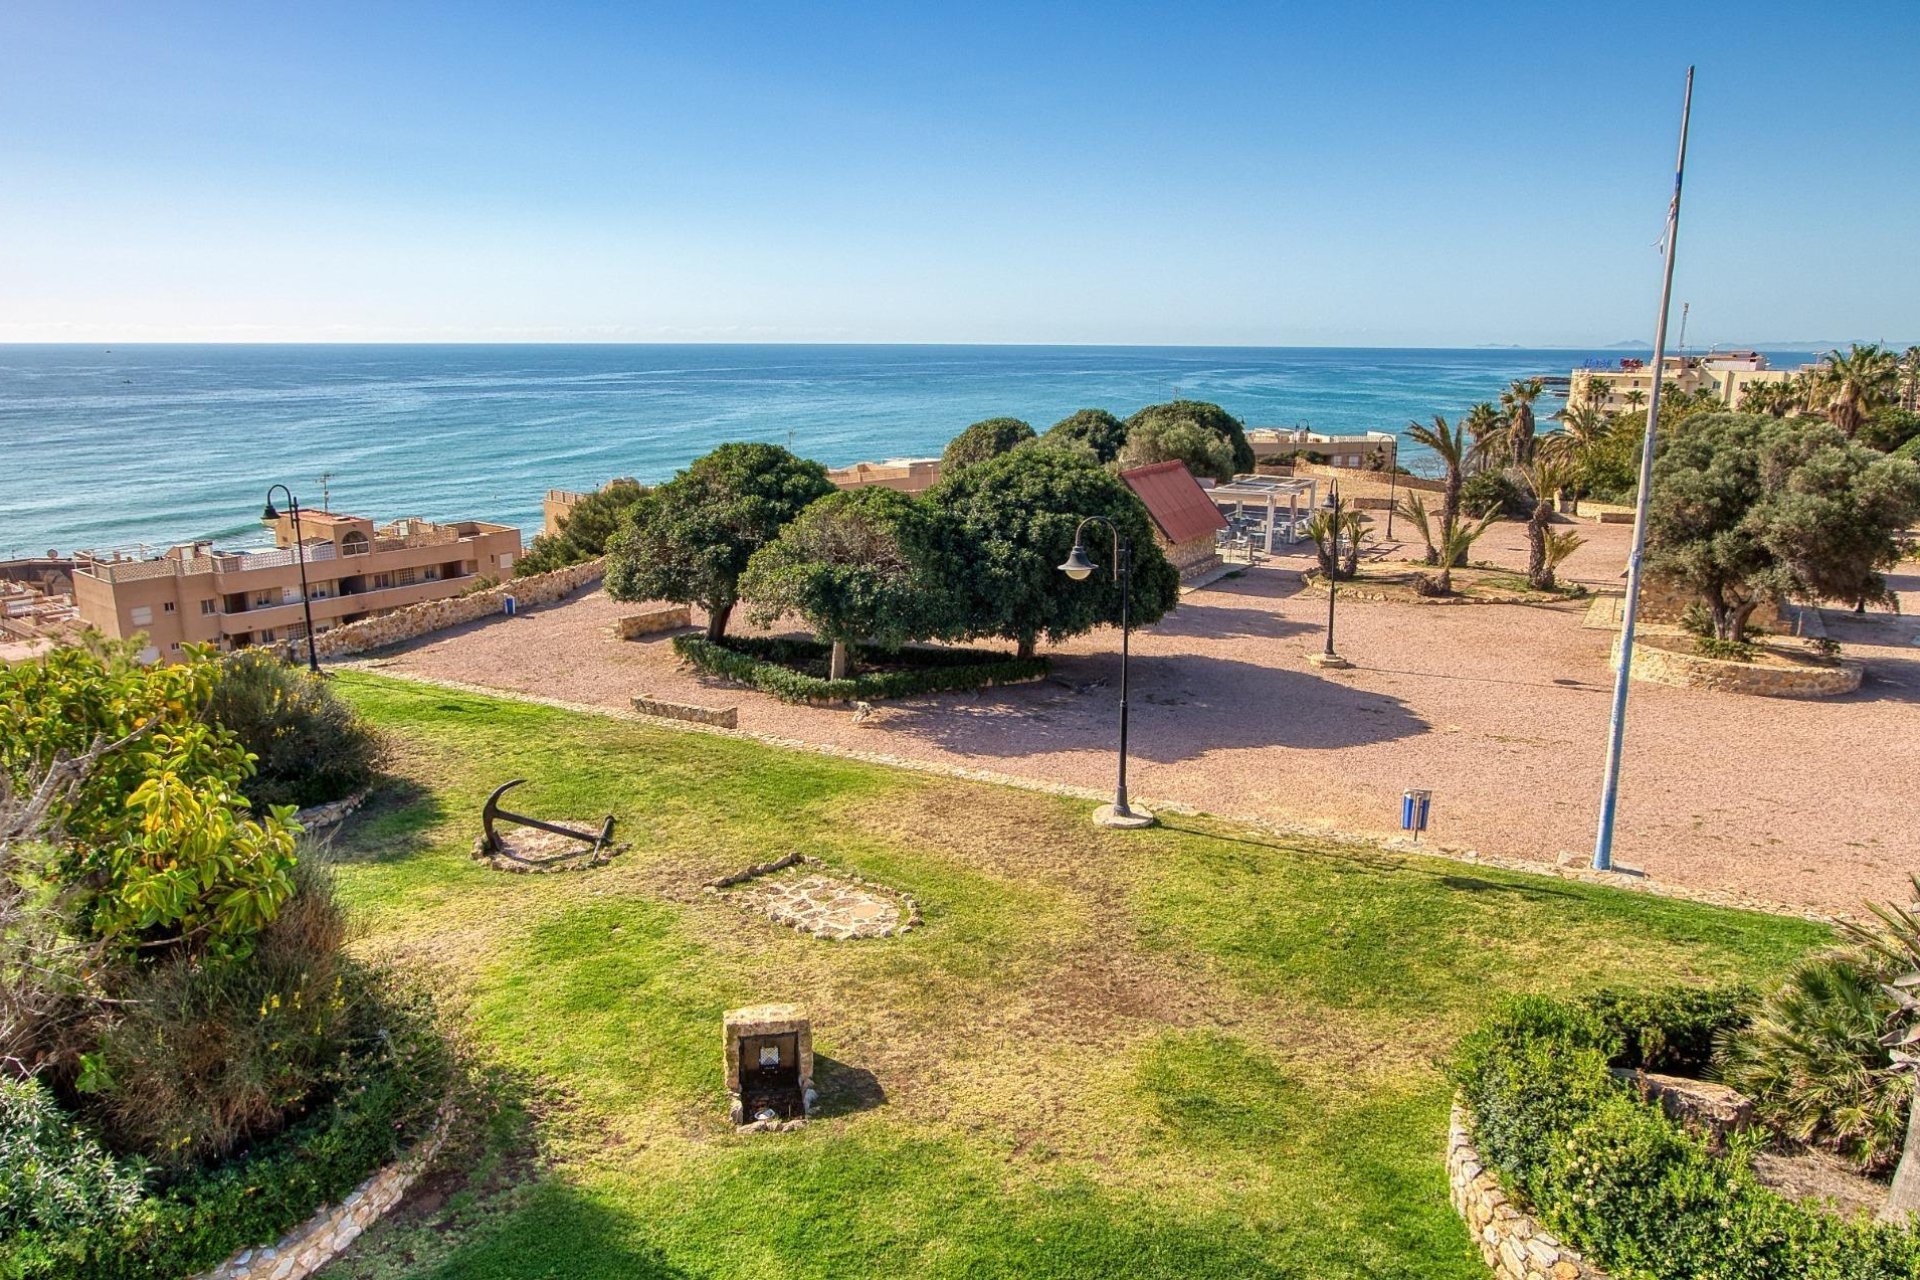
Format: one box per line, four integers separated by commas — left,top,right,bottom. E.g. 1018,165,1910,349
471,824,626,873
1093,803,1156,829
710,856,920,940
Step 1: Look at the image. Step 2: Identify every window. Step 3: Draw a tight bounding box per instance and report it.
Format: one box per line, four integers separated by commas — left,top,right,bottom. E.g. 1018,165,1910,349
341,531,370,556
130,606,153,626
499,553,515,570
200,599,217,615
162,601,175,613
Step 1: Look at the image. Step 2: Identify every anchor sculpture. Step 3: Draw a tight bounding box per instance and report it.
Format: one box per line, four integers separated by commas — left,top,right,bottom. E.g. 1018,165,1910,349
480,779,617,866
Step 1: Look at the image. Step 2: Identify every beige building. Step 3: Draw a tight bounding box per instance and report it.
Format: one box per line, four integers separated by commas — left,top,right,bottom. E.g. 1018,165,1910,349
1568,351,1799,416
72,511,522,663
1246,427,1398,471
824,457,942,494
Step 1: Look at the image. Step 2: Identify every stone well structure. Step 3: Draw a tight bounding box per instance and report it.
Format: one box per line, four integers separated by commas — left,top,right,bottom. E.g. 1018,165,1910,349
723,1003,815,1128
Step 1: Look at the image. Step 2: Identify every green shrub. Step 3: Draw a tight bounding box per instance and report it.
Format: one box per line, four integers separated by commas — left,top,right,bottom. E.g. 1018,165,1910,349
1679,601,1715,638
674,634,1048,703
1695,635,1756,662
516,478,647,577
1579,984,1754,1075
1719,954,1907,1173
1451,992,1920,1280
206,651,384,810
0,1078,146,1275
85,859,354,1172
1461,469,1530,519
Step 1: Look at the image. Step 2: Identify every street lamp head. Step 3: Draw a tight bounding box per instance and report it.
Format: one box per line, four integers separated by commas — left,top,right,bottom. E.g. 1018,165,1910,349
1058,540,1096,581
260,500,280,522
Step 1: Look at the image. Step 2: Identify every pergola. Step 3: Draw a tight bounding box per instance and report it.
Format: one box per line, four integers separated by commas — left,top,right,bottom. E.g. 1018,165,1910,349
1207,476,1320,553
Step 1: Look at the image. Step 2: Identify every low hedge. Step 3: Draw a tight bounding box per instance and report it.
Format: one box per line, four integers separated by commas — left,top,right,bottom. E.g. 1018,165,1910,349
1452,988,1919,1280
1,982,450,1280
674,634,1050,703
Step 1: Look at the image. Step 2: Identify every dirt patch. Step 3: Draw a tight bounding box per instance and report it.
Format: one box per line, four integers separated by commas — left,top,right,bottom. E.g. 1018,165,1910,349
1752,1148,1888,1222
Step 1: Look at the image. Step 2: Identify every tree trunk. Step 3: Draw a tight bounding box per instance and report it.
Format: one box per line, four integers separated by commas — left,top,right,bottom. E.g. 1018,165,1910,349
1434,564,1453,595
1441,469,1462,533
1880,1082,1920,1224
704,601,733,642
1526,501,1552,591
1016,634,1036,660
828,639,851,681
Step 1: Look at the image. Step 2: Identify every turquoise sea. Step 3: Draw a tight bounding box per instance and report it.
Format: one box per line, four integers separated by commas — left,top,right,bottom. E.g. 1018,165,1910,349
0,344,1816,558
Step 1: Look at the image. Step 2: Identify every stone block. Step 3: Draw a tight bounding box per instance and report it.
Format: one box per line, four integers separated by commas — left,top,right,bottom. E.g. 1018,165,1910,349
614,606,692,639
631,695,738,728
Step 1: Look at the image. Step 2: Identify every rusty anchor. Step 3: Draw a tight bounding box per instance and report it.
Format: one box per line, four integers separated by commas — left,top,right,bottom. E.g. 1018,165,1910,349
480,779,617,865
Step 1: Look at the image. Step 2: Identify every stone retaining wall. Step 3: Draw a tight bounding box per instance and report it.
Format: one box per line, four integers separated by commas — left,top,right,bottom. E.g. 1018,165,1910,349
195,1110,452,1280
292,787,370,831
615,605,692,639
310,559,605,659
632,694,739,728
1448,1104,1606,1280
1613,635,1863,697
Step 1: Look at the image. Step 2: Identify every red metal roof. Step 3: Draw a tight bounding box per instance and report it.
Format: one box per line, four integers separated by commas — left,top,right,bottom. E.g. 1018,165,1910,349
1120,460,1229,545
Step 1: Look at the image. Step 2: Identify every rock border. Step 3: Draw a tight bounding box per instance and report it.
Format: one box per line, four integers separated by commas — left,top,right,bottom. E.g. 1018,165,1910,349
1612,634,1863,698
706,852,923,939
292,787,370,831
1449,1103,1607,1280
194,1108,453,1280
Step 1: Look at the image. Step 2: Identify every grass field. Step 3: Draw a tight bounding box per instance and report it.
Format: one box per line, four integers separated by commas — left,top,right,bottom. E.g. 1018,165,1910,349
319,673,1829,1279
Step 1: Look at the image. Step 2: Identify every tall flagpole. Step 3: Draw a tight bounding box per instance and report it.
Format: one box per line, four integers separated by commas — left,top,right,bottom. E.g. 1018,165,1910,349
1593,66,1694,873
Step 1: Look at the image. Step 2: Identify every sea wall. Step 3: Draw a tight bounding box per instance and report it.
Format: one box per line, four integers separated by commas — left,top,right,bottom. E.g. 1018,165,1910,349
1448,1105,1607,1280
312,559,604,658
194,1111,452,1280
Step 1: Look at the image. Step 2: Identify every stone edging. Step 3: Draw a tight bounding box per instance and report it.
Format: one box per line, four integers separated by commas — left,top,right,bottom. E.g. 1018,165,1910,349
1449,1103,1606,1280
292,787,370,831
705,852,924,938
194,1108,453,1280
1612,634,1863,698
328,668,1836,925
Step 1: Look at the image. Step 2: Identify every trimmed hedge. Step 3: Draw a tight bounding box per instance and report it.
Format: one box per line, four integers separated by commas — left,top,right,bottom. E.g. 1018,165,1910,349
0,982,450,1280
674,634,1050,703
1452,989,1920,1280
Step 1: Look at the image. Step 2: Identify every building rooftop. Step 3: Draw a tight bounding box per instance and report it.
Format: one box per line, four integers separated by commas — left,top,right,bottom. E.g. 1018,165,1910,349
1119,461,1229,545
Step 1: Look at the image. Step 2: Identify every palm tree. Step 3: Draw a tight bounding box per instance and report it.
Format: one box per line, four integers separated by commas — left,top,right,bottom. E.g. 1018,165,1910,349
1838,877,1920,1222
1404,415,1468,560
1462,402,1504,473
1304,507,1370,581
1740,380,1796,418
1500,378,1545,466
1816,343,1898,438
1516,460,1584,590
1622,388,1647,413
1901,346,1920,412
1539,406,1606,515
1394,494,1496,594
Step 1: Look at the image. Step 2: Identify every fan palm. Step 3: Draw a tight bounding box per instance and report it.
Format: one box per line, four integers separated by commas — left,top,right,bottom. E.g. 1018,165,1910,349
1817,343,1900,437
1404,414,1467,543
1500,378,1545,466
1836,876,1920,1221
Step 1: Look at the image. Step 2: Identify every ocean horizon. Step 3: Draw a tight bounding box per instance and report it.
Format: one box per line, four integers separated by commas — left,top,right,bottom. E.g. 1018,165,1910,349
0,343,1818,559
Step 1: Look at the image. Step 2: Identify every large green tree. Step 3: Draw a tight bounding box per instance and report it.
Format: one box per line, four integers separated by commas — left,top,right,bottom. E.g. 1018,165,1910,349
1039,408,1128,464
739,488,954,679
515,478,648,577
603,443,834,640
1645,413,1920,641
1115,415,1234,482
1123,401,1255,475
941,417,1036,474
926,448,1179,659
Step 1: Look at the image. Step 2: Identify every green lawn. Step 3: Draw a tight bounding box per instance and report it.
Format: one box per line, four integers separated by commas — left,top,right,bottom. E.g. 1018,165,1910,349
319,673,1828,1280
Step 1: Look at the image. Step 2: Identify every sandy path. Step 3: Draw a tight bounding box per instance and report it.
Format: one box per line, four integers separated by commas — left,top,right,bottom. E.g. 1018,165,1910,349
355,521,1920,917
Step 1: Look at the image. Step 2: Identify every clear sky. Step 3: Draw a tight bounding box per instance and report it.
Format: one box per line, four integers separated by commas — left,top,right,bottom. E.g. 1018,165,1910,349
3,1,1915,347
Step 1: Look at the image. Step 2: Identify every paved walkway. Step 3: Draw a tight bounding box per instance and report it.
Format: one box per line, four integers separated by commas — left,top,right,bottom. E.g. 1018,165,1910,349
349,522,1920,917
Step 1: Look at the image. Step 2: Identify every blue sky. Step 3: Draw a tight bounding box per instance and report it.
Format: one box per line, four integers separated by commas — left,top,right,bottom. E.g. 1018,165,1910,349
2,1,1915,347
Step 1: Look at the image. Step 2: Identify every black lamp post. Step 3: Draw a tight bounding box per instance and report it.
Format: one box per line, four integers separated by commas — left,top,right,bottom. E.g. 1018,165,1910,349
1311,480,1353,669
1058,515,1152,828
261,484,322,674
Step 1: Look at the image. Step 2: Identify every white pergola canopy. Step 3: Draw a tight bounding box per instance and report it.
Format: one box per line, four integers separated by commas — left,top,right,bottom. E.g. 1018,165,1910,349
1207,476,1321,552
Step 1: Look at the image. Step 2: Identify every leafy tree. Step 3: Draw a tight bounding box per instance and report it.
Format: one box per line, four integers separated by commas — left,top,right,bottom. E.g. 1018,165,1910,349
1405,414,1469,560
739,488,954,679
515,478,648,576
0,640,299,957
941,417,1035,474
1814,343,1899,438
1860,407,1920,456
1115,415,1234,482
1500,378,1546,466
603,443,834,641
1040,409,1128,464
1645,413,1920,641
926,447,1179,659
1123,401,1254,474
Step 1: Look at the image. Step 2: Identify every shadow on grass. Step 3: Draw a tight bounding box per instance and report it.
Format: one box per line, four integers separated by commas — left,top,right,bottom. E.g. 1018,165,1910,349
415,1180,692,1280
322,776,447,864
811,1054,887,1118
1437,874,1579,901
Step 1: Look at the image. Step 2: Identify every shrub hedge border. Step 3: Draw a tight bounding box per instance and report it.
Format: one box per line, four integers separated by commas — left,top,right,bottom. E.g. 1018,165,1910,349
1450,987,1920,1280
673,634,1050,704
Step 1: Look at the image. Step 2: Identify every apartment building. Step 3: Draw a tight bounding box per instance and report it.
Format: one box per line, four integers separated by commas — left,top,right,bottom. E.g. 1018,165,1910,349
72,510,522,663
1567,351,1799,416
1246,427,1398,470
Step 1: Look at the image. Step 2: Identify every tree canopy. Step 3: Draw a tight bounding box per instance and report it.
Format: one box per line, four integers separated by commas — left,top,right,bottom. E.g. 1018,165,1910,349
1645,413,1920,640
739,487,954,677
926,447,1179,658
1116,415,1234,482
603,443,833,640
515,478,648,577
941,417,1036,474
1123,401,1255,475
1039,409,1129,464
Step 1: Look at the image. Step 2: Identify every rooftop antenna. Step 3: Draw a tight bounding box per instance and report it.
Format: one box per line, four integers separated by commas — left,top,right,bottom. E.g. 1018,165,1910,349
1592,66,1694,875
1677,303,1690,356
318,471,333,512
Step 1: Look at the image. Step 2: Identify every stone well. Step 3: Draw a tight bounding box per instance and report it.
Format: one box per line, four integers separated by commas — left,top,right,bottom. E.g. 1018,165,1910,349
723,1003,815,1128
